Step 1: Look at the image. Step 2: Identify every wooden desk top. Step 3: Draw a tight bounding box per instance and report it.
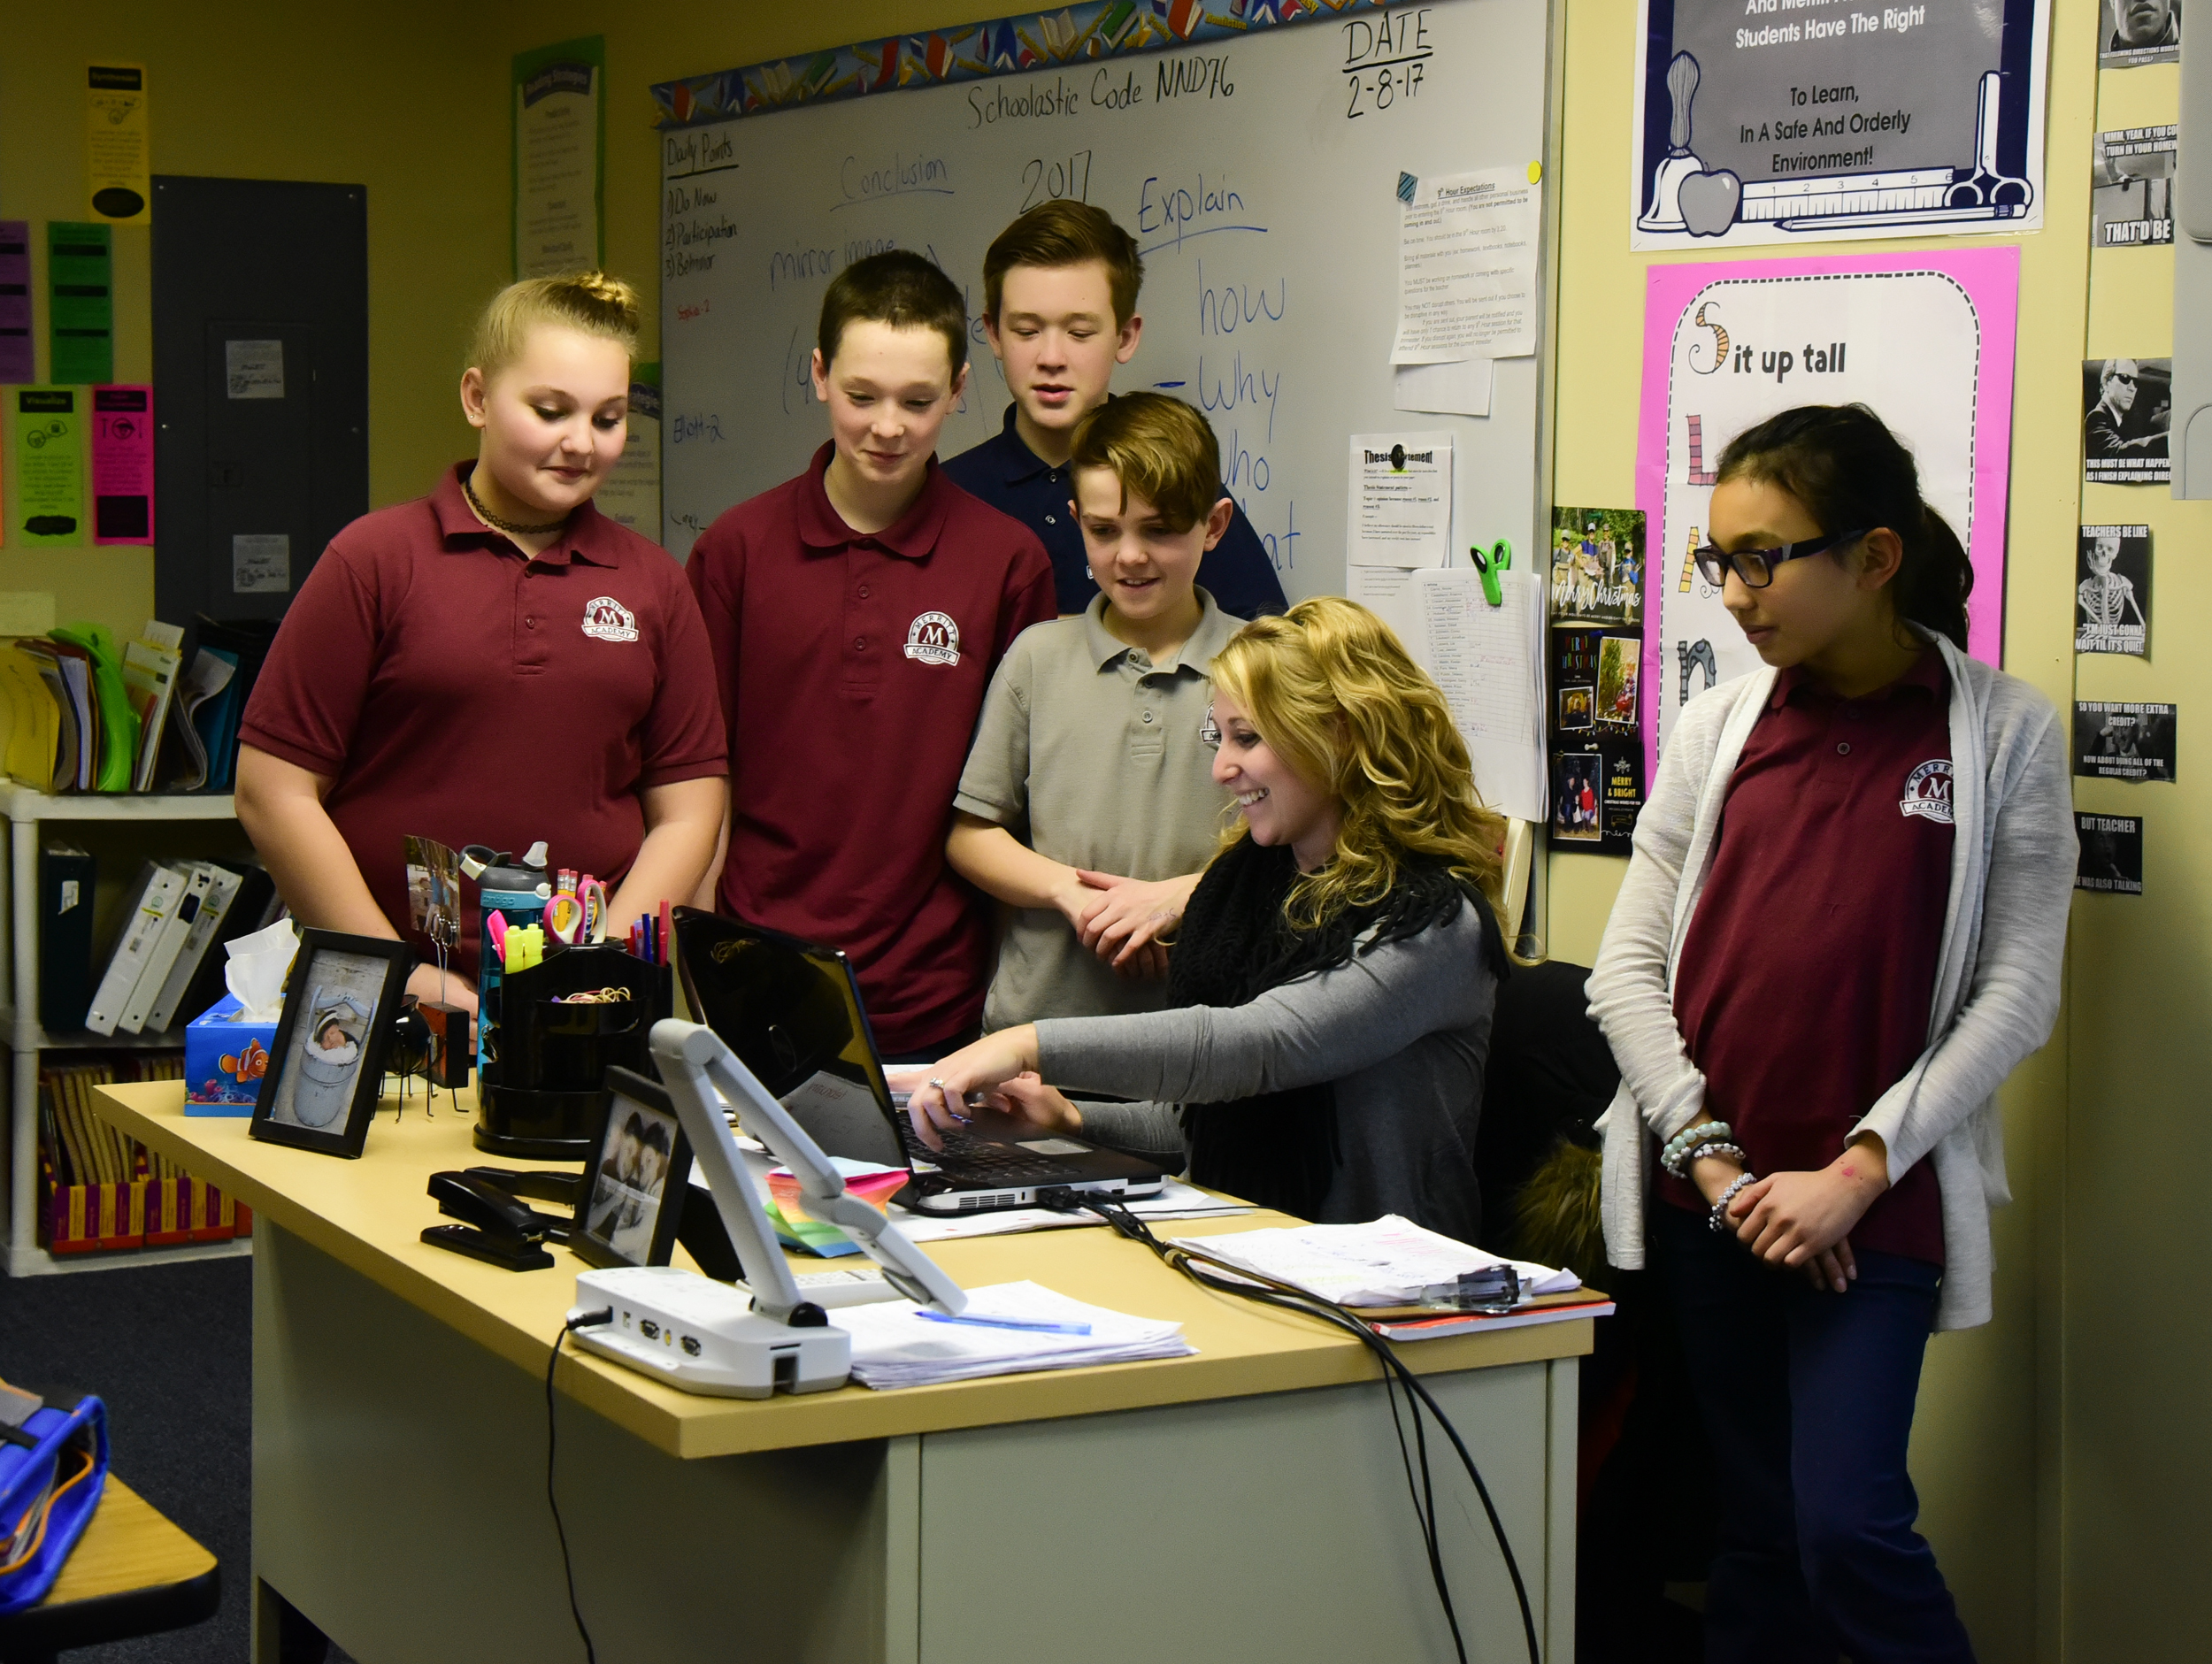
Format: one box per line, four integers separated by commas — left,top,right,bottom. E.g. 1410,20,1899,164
93,1081,1594,1461
42,1477,215,1606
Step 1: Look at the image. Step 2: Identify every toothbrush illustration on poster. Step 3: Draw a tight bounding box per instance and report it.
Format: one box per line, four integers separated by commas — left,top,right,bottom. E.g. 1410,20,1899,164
1635,249,2019,771
1632,0,2050,249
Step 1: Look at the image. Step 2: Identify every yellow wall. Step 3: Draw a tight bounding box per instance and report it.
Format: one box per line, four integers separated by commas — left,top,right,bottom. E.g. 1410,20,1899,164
0,5,511,642
0,3,2181,1655
2064,58,2208,1664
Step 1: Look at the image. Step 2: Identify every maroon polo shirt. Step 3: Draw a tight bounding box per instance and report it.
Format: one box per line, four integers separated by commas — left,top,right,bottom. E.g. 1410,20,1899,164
687,443,1056,1052
241,463,727,983
1660,648,1953,1266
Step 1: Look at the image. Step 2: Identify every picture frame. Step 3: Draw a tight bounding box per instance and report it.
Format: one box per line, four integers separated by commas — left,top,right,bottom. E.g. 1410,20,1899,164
248,930,414,1159
569,1066,694,1270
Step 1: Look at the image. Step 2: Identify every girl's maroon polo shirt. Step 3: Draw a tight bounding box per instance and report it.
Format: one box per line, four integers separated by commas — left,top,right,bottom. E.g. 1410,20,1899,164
241,463,727,981
687,442,1056,1053
1661,648,1953,1265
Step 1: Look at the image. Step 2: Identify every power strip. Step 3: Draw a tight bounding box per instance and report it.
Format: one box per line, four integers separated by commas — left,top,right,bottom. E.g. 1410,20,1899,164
570,1267,851,1398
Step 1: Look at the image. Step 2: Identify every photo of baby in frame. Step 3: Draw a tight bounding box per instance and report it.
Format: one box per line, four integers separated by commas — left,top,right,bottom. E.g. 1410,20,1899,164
249,931,412,1159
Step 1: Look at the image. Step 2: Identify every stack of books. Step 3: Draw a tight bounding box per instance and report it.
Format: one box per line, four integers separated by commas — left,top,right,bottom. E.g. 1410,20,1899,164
37,1054,252,1254
0,613,274,794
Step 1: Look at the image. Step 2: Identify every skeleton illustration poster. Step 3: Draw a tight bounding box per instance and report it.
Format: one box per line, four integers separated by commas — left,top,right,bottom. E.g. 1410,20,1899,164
2076,525,2150,656
1632,0,2050,249
1637,250,2017,771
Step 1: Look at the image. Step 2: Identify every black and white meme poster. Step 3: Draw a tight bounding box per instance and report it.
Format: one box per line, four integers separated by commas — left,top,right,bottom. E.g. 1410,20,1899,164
2092,127,2176,247
2074,701,2177,781
2076,813,2145,894
2076,525,2150,656
2083,358,2171,485
2101,0,2180,66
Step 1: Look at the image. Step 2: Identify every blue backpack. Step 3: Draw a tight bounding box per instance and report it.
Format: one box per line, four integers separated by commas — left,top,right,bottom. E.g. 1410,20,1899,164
0,1394,108,1614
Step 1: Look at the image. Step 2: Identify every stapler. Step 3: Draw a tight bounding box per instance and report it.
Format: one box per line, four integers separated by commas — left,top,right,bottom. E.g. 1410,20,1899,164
420,1170,561,1271
463,1165,582,1212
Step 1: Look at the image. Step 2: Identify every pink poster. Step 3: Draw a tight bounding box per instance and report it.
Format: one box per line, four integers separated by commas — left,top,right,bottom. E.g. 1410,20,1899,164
90,384,153,545
1634,247,2019,775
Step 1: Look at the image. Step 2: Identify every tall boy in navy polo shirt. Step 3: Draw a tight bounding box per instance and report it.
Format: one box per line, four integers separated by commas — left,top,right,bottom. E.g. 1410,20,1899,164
942,200,1287,620
687,251,1056,1056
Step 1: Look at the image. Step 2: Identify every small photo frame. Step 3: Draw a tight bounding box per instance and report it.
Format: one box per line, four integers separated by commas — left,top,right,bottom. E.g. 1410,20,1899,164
1552,751,1602,843
249,930,414,1159
570,1067,693,1270
1596,636,1641,729
1557,684,1594,731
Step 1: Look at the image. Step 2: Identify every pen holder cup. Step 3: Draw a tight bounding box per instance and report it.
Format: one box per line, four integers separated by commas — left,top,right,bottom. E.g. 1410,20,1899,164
474,944,672,1159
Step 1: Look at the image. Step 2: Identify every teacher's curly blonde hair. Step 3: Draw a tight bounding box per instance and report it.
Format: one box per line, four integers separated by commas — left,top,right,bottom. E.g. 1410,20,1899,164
1208,595,1508,934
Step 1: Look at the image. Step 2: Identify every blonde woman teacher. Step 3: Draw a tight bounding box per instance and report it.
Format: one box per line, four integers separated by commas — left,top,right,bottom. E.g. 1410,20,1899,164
235,274,728,1012
902,598,1511,1242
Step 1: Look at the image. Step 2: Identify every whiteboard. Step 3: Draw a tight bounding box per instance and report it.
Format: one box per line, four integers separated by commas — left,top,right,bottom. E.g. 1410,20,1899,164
657,0,1554,601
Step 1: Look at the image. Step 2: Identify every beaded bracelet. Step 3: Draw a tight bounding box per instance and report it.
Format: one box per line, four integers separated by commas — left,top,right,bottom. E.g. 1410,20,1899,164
1708,1171,1758,1234
1679,1139,1747,1174
1660,1119,1732,1178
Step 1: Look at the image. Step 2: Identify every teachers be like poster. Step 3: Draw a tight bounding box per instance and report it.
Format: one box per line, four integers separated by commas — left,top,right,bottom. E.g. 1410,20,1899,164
1634,249,2018,770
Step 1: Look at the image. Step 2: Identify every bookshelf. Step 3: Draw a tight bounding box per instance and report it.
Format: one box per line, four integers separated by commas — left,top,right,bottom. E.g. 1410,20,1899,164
1,787,252,1277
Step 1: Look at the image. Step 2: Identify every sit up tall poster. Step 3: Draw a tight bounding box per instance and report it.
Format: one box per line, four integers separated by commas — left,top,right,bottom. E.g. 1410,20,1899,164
1632,0,2050,249
1634,249,2018,769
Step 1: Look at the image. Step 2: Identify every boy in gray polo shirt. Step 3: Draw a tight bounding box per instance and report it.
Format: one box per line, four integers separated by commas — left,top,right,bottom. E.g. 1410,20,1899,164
949,394,1248,1029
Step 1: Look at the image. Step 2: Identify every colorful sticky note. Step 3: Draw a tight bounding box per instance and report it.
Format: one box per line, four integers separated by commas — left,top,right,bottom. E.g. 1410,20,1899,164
90,386,153,544
48,224,112,387
11,388,86,547
0,222,31,384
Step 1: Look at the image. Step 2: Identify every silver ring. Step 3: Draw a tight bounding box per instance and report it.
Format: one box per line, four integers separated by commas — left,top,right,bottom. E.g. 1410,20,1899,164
929,1077,945,1089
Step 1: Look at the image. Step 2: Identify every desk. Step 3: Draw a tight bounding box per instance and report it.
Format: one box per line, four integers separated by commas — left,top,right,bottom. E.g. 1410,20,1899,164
0,1477,219,1660
93,1080,1587,1664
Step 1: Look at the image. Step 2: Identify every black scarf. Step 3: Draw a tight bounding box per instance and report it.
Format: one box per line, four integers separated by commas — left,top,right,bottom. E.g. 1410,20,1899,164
1169,837,1507,1220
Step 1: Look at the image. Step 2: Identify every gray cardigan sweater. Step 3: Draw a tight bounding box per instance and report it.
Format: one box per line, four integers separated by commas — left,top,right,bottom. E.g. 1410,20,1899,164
1034,902,1499,1243
1586,633,2075,1330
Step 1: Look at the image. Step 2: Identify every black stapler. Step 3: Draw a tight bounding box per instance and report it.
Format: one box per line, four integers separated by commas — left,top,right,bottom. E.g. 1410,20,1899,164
420,1171,562,1271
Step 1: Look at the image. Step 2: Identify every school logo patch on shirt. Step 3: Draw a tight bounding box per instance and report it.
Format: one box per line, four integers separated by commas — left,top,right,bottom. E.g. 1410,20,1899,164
902,610,961,667
1900,758,1955,824
581,596,638,643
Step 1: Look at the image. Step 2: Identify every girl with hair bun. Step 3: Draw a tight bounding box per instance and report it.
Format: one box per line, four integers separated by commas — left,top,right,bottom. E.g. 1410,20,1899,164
1587,403,2075,1660
902,595,1509,1243
236,273,728,1010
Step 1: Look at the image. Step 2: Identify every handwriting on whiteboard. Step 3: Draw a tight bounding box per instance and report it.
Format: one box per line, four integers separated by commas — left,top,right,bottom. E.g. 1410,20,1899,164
1343,7,1434,120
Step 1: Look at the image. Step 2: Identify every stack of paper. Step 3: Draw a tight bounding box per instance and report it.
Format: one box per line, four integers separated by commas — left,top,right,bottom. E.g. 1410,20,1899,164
1168,1215,1580,1309
834,1281,1195,1390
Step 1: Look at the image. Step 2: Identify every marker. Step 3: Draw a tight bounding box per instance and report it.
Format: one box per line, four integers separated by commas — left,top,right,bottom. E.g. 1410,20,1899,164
916,1310,1092,1336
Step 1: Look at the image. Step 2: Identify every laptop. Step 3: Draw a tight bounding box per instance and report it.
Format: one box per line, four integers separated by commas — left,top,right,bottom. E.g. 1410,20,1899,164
672,909,1167,1214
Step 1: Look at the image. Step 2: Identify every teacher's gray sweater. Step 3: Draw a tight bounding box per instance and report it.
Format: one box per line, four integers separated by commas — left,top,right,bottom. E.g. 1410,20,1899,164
1034,901,1498,1243
1586,631,2076,1330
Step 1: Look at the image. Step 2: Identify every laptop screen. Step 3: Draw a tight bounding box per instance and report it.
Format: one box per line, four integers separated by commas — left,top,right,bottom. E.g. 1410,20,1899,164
670,909,907,1170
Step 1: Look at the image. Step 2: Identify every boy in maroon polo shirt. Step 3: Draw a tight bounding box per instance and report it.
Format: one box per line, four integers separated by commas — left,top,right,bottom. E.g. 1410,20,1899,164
687,251,1056,1057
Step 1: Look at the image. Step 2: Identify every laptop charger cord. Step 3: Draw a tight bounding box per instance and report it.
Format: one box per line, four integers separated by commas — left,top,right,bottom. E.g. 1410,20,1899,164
1033,1189,1539,1664
547,1307,614,1664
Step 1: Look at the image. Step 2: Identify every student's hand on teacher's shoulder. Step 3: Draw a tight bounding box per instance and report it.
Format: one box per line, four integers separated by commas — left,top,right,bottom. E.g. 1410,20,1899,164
889,1025,1041,1152
1073,870,1197,967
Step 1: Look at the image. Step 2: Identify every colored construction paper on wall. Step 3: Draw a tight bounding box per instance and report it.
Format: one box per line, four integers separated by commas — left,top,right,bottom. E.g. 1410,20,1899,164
90,386,153,545
11,389,86,547
86,65,150,226
0,222,32,383
48,225,112,386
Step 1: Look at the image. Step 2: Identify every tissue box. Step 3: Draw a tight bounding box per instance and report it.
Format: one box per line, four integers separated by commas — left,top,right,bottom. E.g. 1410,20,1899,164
184,993,277,1115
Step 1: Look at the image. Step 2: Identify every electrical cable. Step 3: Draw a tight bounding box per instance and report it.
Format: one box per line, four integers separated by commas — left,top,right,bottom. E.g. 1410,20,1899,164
1037,1191,1541,1664
546,1309,612,1664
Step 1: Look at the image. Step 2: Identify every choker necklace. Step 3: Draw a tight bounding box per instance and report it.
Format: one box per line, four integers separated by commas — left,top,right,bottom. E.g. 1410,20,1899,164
463,472,570,538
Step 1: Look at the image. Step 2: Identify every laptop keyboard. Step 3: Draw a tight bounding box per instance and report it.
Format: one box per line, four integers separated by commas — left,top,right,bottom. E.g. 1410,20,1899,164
895,1121,1074,1185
